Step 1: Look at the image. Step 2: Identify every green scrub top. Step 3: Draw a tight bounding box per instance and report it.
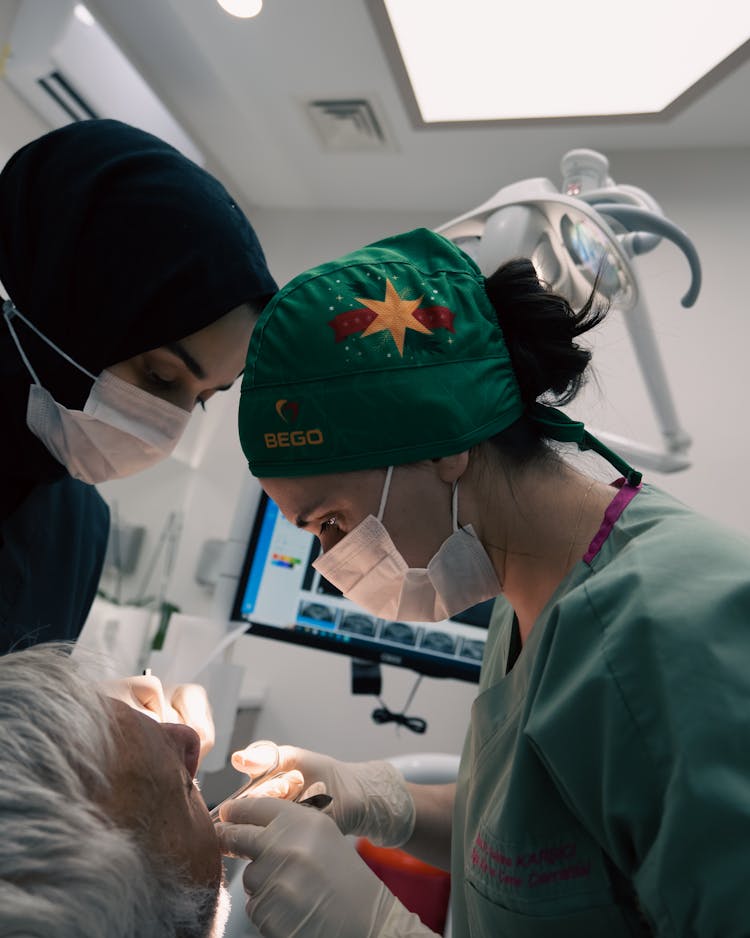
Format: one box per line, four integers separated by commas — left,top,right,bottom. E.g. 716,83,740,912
452,483,750,937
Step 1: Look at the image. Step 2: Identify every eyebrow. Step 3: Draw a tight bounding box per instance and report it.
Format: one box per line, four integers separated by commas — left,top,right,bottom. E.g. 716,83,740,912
165,341,206,380
165,341,236,392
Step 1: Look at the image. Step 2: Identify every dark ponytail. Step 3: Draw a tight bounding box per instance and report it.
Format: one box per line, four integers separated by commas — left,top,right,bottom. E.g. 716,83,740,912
484,259,607,407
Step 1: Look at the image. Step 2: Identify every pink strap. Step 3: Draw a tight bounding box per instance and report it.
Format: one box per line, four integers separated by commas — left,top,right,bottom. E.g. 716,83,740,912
583,479,642,565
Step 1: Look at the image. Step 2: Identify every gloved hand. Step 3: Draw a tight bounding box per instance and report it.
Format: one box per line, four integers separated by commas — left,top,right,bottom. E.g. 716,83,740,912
168,681,215,760
217,796,437,938
102,675,215,760
232,742,415,847
102,673,177,720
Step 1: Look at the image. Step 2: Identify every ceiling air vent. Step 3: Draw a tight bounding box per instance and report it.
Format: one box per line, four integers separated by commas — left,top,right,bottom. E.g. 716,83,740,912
305,97,393,152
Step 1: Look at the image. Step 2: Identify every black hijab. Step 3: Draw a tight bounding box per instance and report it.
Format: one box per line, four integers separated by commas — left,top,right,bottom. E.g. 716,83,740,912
0,118,276,516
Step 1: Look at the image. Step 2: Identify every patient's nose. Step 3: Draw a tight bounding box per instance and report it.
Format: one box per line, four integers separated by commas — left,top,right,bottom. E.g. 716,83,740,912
162,722,201,778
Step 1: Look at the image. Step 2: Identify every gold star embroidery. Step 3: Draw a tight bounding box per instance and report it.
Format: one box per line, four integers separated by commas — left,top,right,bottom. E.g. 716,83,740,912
356,278,430,356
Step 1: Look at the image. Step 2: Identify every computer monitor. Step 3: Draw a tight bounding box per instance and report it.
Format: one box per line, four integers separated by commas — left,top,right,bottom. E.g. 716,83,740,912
231,492,493,683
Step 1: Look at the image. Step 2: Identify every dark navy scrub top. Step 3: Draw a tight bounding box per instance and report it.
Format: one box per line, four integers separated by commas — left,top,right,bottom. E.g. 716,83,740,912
0,477,109,653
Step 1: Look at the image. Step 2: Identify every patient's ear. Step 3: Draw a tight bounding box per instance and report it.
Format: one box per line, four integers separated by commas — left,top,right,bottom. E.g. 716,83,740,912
434,451,469,484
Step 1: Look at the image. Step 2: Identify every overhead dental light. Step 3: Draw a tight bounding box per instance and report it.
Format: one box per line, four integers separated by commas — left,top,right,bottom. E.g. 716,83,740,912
437,149,701,473
216,0,263,18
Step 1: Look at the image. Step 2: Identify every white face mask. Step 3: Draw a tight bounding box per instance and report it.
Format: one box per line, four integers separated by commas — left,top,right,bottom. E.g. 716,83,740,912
312,466,502,622
4,300,191,484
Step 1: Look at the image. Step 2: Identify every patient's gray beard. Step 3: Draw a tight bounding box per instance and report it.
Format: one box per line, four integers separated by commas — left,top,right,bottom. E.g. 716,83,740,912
144,859,225,938
209,883,231,938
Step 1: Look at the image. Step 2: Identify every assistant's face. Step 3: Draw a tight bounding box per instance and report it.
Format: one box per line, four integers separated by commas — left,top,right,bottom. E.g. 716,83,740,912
108,303,256,412
260,462,455,568
102,700,221,893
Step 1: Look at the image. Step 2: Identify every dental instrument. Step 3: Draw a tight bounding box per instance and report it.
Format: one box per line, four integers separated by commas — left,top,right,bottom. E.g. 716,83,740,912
210,777,332,820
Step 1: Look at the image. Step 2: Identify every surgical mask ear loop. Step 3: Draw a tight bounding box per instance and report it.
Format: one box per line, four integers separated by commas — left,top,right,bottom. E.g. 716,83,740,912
3,299,96,385
378,466,460,531
451,479,460,534
376,465,394,522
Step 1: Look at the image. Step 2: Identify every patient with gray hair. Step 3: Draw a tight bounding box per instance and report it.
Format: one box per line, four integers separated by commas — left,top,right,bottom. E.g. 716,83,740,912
0,644,230,937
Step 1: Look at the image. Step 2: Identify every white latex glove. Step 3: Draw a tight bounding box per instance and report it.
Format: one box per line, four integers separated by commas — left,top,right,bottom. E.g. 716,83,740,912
102,675,215,760
217,797,436,938
168,682,215,760
232,742,415,847
102,674,177,721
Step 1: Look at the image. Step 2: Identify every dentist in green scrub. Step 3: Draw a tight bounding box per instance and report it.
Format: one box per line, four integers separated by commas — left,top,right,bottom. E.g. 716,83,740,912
217,228,750,937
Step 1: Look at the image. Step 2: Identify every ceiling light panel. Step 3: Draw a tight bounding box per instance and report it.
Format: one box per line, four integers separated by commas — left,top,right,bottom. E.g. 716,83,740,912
379,0,750,122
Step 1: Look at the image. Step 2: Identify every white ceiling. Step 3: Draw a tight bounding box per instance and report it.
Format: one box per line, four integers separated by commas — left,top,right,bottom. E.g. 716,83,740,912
86,0,750,215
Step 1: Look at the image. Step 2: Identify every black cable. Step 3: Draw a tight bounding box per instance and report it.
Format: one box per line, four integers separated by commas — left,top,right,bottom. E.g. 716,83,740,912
371,674,427,734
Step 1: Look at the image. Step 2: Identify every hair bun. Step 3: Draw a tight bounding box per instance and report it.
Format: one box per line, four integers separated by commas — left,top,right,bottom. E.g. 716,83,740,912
484,259,606,406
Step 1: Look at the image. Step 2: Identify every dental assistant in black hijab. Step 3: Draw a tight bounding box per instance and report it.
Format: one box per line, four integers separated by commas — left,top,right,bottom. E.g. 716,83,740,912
0,119,277,654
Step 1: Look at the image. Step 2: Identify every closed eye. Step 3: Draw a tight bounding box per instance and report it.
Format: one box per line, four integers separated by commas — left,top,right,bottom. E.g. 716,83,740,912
147,370,174,390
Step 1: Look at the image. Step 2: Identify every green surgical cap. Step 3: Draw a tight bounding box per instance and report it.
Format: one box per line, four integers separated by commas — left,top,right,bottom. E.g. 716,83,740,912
239,228,523,477
239,227,642,485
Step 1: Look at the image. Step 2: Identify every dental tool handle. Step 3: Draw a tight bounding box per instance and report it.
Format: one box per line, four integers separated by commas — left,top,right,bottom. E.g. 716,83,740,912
210,791,333,820
209,776,262,820
297,793,334,811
